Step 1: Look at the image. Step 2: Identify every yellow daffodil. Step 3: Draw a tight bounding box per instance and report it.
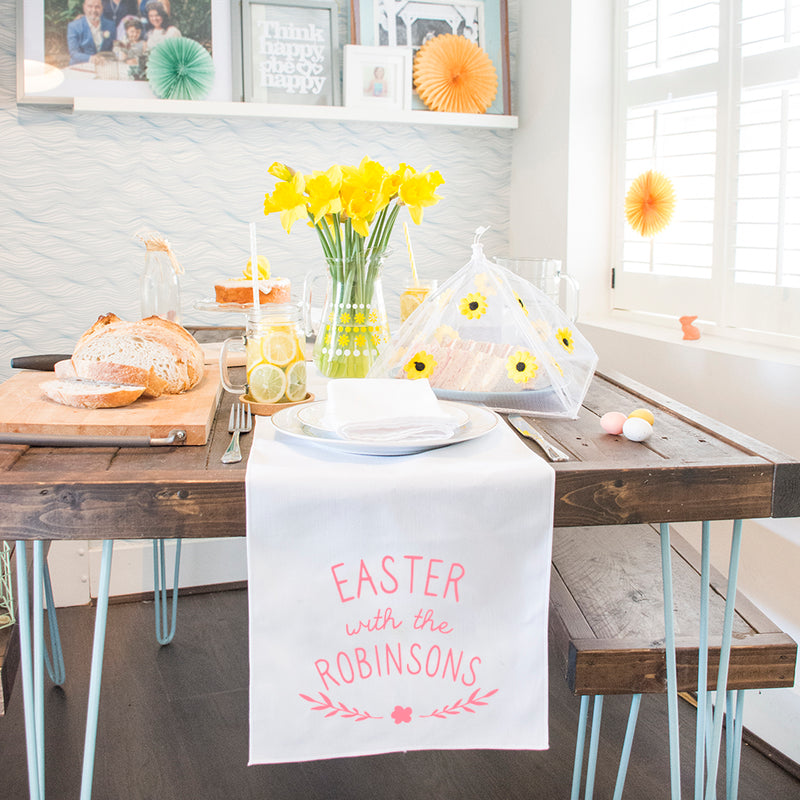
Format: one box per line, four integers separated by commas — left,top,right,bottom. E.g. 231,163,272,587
268,161,294,181
404,351,438,380
398,169,444,224
557,327,575,353
264,172,307,233
262,157,443,379
459,292,488,320
514,292,528,316
507,350,539,384
305,165,343,222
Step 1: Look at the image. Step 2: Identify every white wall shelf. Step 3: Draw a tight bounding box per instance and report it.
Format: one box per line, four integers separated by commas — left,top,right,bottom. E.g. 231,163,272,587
69,96,518,129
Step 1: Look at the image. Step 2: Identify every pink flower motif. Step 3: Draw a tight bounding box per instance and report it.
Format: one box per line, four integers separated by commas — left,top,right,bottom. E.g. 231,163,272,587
391,705,412,724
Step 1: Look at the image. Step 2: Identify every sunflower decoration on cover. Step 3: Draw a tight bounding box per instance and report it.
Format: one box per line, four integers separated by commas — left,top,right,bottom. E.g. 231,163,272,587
367,229,598,418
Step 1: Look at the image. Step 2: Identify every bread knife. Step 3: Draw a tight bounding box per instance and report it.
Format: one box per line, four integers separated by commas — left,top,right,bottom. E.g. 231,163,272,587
507,414,570,462
10,354,71,371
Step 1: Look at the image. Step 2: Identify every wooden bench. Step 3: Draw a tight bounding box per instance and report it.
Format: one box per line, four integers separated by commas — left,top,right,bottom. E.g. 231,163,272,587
550,523,797,795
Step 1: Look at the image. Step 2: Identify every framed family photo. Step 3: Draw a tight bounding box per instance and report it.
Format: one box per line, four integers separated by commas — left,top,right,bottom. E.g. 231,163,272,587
17,0,233,102
343,44,411,111
237,0,340,105
351,0,510,114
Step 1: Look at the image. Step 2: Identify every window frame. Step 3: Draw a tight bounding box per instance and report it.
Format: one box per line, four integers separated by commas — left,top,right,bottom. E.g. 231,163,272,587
611,0,800,341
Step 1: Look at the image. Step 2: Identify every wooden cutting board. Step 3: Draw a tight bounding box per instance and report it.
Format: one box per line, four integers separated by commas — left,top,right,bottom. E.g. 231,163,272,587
0,368,222,445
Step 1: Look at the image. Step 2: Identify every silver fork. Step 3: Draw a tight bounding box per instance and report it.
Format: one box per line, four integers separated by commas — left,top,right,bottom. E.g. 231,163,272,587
221,402,253,464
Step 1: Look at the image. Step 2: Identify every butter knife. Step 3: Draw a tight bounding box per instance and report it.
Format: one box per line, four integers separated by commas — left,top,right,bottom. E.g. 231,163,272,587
507,414,570,462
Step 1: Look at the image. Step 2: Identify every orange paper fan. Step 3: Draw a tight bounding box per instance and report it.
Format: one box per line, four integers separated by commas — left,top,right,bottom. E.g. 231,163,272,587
625,170,676,237
413,34,498,114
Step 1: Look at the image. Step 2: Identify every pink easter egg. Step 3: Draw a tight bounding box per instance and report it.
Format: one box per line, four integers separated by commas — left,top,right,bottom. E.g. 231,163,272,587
600,411,627,435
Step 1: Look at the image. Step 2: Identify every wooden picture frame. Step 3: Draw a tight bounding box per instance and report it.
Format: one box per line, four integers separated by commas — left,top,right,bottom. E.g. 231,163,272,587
17,0,232,103
343,44,411,111
238,0,340,105
351,0,510,115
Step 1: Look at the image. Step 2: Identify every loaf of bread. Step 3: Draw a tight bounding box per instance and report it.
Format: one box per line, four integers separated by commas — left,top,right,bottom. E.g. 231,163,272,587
214,277,291,305
41,379,146,409
69,313,204,397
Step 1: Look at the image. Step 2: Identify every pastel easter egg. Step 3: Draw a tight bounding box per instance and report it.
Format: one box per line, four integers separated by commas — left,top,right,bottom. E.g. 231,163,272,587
628,408,655,426
600,411,627,435
623,416,653,442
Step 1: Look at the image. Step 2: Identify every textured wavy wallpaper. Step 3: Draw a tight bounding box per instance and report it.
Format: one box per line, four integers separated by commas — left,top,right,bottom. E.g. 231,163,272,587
0,2,514,383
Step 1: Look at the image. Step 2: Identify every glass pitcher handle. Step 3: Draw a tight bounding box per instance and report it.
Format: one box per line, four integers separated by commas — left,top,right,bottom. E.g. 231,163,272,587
557,271,580,322
302,270,327,339
219,336,246,395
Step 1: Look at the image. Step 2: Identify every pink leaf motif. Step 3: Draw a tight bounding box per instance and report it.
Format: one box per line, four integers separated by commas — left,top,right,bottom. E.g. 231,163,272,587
419,688,499,719
299,692,383,721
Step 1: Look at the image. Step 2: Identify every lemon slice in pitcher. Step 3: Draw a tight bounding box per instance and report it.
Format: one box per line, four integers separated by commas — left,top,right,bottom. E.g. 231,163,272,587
285,360,307,402
261,329,298,367
249,363,287,403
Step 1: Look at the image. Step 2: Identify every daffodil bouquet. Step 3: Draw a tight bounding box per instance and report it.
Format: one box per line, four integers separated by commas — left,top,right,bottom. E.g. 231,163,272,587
264,158,444,378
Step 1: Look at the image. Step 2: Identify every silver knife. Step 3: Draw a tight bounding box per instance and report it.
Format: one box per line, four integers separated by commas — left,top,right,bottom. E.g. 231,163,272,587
507,414,570,462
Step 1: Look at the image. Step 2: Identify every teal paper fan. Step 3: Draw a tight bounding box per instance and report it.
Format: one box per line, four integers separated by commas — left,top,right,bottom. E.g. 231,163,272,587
146,38,215,101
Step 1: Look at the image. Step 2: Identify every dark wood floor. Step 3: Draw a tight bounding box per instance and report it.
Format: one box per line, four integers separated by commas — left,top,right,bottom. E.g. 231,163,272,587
1,589,798,799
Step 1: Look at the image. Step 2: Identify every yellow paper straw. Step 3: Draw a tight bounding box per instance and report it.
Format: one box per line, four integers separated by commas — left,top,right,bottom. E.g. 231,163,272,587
403,222,419,287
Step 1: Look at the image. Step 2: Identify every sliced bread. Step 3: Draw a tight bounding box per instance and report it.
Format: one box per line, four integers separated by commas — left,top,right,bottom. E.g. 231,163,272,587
41,379,146,409
72,313,204,394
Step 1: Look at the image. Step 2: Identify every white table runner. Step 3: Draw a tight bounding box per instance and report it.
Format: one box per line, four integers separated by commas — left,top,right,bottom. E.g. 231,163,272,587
246,400,555,764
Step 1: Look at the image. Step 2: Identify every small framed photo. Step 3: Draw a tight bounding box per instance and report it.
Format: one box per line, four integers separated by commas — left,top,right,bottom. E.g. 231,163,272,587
352,0,510,115
343,44,411,111
238,0,340,105
17,0,233,103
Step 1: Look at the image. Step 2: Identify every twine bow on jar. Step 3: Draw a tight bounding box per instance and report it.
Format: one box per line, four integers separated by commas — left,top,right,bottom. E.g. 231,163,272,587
135,230,184,275
136,230,183,321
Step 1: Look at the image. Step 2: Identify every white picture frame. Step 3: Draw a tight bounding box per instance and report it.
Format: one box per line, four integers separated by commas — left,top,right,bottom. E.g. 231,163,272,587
238,0,340,105
343,44,411,112
17,0,233,104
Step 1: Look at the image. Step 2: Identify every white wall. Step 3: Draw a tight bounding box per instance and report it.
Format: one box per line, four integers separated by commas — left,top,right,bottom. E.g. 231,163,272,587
511,0,799,764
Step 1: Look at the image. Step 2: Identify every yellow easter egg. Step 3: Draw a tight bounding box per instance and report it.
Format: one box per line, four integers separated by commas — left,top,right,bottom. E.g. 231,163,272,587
628,408,655,426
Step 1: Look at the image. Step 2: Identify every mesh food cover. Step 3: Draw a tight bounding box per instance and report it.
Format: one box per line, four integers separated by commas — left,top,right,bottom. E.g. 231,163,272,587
368,236,598,418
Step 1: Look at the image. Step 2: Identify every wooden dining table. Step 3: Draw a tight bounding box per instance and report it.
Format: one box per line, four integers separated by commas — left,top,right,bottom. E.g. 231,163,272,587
1,326,798,800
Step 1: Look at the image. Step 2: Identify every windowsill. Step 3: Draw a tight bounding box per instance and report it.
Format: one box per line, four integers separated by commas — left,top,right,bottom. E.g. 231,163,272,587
579,310,800,369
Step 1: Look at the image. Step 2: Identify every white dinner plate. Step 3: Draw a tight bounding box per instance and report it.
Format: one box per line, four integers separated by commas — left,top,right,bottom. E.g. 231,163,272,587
271,401,498,456
295,399,470,440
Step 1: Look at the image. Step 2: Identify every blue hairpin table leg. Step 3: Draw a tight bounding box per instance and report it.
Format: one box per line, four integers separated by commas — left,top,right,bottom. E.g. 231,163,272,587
79,539,114,800
695,521,711,797
704,519,743,799
612,693,642,800
153,539,181,645
42,560,65,686
571,695,590,800
15,541,43,800
584,695,604,800
659,522,682,800
727,690,745,800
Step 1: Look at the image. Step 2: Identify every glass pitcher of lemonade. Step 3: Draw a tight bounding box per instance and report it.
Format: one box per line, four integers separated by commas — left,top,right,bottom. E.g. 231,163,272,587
219,305,307,404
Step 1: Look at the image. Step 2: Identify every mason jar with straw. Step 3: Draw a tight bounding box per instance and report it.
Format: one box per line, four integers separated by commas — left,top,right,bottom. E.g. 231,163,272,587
399,222,437,322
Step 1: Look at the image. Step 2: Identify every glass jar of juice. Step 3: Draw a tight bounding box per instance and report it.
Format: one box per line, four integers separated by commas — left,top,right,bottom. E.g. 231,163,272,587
219,305,307,404
400,280,438,322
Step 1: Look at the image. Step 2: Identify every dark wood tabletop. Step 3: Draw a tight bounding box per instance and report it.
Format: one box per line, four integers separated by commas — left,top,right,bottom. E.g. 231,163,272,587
1,328,798,542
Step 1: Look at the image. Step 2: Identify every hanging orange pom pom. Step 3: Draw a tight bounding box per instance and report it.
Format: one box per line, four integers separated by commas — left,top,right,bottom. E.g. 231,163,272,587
413,34,498,114
625,170,676,237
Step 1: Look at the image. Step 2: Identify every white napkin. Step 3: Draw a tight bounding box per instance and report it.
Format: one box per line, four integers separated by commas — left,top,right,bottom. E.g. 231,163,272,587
321,378,461,442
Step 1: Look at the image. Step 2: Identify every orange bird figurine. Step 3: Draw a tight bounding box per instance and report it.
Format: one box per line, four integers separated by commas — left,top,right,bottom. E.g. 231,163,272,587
680,315,700,340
